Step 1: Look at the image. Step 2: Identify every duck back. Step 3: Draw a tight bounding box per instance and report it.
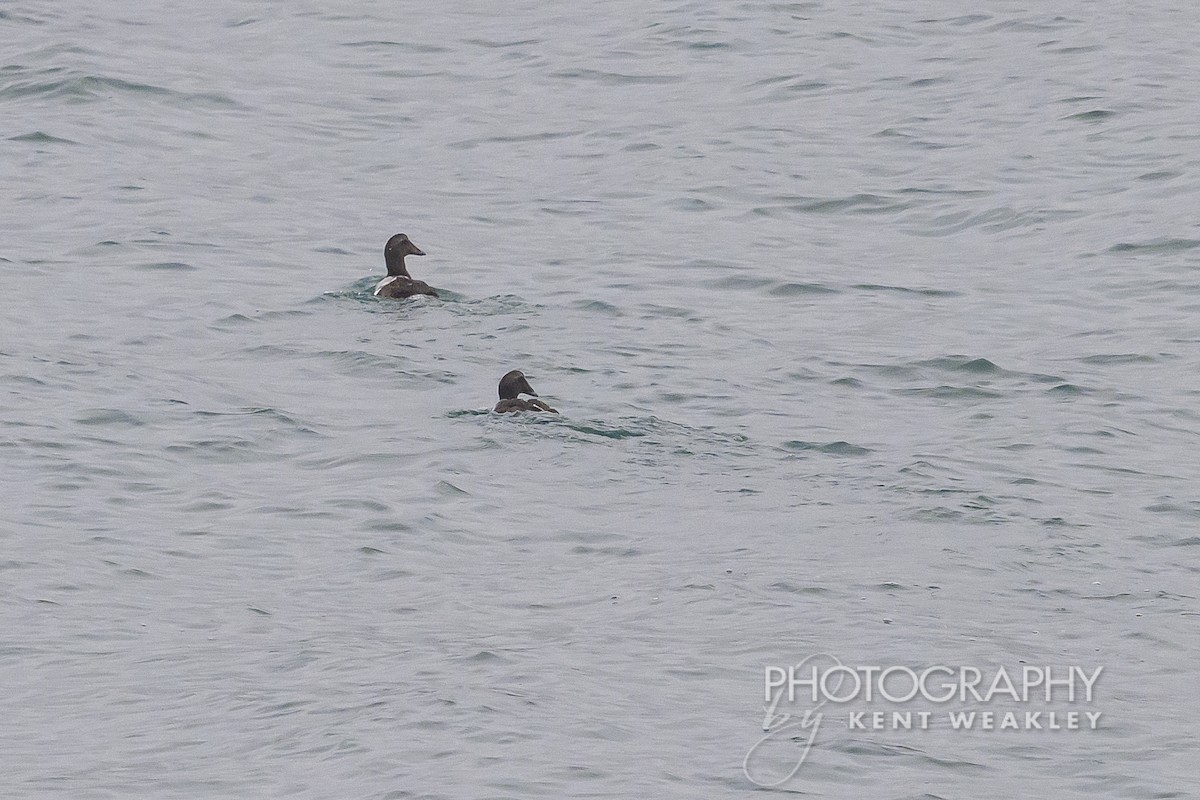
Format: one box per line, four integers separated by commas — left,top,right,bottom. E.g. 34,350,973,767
375,276,438,299
494,398,558,413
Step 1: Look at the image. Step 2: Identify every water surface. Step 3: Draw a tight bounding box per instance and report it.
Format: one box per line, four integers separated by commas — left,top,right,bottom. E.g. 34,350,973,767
3,2,1199,797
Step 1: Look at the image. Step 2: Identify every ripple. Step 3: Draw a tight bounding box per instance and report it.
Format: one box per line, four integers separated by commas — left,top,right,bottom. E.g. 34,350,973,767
1063,109,1116,122
912,205,1082,236
448,130,580,151
550,69,683,85
851,284,960,297
918,356,1003,374
769,282,838,297
134,261,196,272
752,193,909,217
0,71,246,109
462,38,541,49
8,130,76,144
781,440,873,456
562,422,648,440
1107,238,1200,254
342,40,451,54
900,386,1004,400
1078,353,1157,365
76,409,144,427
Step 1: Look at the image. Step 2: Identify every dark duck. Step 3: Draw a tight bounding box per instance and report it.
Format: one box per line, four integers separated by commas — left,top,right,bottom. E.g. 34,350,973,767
494,370,558,414
374,233,438,299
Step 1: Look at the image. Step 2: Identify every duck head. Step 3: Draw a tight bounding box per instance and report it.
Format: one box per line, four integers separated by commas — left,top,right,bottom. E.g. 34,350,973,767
384,233,426,277
498,370,539,400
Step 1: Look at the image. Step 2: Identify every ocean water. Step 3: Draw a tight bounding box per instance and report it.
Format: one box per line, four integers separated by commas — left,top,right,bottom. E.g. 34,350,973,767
3,1,1199,797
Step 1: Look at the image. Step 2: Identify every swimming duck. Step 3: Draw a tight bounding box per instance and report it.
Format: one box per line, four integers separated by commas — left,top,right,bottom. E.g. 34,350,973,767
374,233,438,299
494,370,558,414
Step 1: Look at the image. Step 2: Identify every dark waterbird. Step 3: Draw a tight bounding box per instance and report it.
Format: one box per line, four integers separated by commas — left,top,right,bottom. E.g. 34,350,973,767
494,370,558,414
374,233,438,299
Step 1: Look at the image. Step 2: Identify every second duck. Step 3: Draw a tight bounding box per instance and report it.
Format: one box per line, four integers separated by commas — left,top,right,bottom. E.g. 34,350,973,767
494,370,558,414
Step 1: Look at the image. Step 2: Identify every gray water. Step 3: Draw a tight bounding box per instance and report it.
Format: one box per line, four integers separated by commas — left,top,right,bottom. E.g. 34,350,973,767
3,2,1199,797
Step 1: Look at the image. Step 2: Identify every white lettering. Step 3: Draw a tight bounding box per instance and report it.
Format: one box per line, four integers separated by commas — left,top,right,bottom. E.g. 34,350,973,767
1076,666,1103,701
921,666,956,703
960,667,983,701
879,666,919,703
858,666,881,701
765,667,787,702
948,711,976,729
1021,666,1044,701
821,666,861,703
987,667,1021,702
1044,667,1075,701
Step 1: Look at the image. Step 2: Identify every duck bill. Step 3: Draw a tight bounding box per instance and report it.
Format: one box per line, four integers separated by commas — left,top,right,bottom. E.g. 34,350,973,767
410,245,426,256
520,379,538,397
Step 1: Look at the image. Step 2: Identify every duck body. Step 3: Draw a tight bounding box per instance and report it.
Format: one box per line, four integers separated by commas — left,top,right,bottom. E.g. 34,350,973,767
374,233,438,299
374,275,438,299
494,370,558,414
495,397,557,413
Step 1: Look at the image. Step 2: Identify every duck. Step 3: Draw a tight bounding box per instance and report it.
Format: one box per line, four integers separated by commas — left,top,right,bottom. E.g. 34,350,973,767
494,370,558,414
374,233,438,299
